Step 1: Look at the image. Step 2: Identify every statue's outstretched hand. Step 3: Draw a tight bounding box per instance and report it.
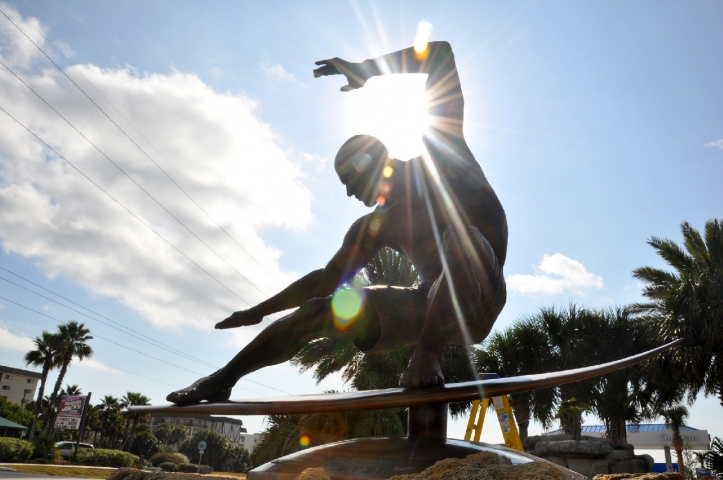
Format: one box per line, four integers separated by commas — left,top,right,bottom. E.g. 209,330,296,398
314,58,368,92
215,308,263,329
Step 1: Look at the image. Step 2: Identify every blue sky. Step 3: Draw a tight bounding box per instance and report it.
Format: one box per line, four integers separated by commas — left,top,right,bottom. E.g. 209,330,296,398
0,0,721,456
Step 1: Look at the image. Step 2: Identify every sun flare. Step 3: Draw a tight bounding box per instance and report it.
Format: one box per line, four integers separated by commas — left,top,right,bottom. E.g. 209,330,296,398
346,74,430,161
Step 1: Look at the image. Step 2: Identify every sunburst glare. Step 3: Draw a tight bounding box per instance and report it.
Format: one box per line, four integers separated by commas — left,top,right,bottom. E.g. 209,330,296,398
346,74,429,160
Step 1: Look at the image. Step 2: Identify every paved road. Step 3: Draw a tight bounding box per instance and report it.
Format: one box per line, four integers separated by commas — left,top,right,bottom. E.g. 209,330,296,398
0,471,85,480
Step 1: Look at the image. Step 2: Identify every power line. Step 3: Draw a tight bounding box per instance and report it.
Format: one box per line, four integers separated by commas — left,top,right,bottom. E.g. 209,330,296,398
0,58,268,300
0,273,217,370
0,4,283,288
0,104,249,306
0,325,181,389
0,295,266,397
0,265,292,395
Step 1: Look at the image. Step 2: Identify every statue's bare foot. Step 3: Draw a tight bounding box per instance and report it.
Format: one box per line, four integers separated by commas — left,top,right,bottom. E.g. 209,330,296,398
166,373,232,405
400,351,444,388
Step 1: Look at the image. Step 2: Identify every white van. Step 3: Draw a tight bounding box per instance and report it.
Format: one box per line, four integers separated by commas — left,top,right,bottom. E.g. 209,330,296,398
54,442,94,459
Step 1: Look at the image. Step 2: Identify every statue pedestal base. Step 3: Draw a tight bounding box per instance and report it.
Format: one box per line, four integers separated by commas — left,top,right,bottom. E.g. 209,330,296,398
249,436,573,479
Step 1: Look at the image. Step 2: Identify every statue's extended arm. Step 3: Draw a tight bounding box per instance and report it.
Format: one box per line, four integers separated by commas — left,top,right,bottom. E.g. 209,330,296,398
314,41,464,139
216,216,379,329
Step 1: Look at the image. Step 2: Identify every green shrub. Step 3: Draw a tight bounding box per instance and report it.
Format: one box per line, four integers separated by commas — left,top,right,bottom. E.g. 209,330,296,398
31,437,55,461
0,397,33,428
178,463,214,473
179,430,231,471
29,458,50,464
135,424,151,434
75,448,138,468
221,445,250,473
128,431,161,458
149,451,189,467
158,462,179,472
0,438,34,462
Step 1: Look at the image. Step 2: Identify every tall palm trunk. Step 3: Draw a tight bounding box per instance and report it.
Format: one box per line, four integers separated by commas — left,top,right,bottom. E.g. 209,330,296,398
510,400,530,441
608,418,627,445
672,434,685,474
45,353,71,435
29,357,52,439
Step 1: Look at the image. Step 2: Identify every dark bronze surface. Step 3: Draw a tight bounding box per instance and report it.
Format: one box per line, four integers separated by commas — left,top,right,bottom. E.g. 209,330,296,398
132,339,681,416
167,41,511,404
247,437,585,480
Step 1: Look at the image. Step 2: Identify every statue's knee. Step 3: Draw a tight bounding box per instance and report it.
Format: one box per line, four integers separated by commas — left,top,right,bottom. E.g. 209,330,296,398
298,298,329,318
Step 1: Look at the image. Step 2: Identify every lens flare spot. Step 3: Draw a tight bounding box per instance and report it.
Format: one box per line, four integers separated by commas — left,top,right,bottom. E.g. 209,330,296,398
414,22,433,60
369,217,382,235
376,195,386,206
379,180,391,195
383,165,394,178
353,153,372,172
299,434,311,448
332,288,363,330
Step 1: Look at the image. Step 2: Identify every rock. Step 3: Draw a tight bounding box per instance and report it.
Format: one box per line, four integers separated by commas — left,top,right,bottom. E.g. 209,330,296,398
613,443,635,451
609,459,637,474
608,449,634,461
388,451,576,480
582,436,615,447
566,458,610,478
593,474,683,480
536,440,613,458
108,468,238,480
542,456,568,468
636,454,654,473
293,468,332,480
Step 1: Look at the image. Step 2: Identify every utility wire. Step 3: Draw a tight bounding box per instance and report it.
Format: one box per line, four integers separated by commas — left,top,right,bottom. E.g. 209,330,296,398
0,295,266,397
0,265,212,367
0,4,283,288
0,265,292,395
0,58,267,300
0,274,217,370
0,104,249,306
0,325,181,389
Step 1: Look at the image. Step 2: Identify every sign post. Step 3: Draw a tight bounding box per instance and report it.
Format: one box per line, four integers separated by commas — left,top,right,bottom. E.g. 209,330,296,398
54,395,87,431
197,440,207,473
74,392,92,455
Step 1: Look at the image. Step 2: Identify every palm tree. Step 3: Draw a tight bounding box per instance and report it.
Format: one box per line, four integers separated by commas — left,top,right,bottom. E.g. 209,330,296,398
474,318,557,440
24,330,62,440
44,321,93,435
120,392,151,451
659,405,689,474
592,307,655,445
98,395,120,447
60,384,82,396
633,220,723,407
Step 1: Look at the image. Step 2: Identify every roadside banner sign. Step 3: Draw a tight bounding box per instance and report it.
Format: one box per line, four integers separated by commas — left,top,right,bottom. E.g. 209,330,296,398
696,468,711,480
198,440,207,451
54,395,87,430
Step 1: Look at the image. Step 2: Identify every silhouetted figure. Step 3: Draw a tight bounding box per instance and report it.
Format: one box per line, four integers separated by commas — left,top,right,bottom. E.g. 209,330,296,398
167,41,507,404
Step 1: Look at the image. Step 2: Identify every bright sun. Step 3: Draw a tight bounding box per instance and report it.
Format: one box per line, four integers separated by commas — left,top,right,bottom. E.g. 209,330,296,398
346,74,430,161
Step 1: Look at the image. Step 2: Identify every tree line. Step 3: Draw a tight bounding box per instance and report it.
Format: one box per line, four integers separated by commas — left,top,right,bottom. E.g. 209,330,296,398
250,219,723,476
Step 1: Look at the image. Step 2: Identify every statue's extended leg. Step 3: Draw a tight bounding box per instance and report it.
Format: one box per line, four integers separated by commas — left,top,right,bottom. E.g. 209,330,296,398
167,298,380,404
400,226,502,388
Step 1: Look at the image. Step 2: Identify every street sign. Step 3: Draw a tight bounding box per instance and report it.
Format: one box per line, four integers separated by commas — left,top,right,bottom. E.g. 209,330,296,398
55,395,86,430
198,440,207,451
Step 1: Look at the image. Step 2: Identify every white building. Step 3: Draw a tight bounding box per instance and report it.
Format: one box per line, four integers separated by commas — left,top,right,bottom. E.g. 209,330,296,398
238,433,262,453
0,365,41,407
545,424,711,450
150,414,249,447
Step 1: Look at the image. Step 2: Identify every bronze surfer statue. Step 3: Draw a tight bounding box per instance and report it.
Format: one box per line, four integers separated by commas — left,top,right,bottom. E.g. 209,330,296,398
167,41,507,404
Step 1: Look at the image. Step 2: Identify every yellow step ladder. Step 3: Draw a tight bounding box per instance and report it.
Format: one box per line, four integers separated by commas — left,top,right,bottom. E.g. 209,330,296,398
464,373,524,452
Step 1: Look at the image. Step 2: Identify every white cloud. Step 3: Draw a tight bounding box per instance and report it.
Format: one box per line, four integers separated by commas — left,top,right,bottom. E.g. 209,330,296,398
261,62,297,82
0,327,35,351
76,359,123,374
0,11,317,336
704,139,723,151
507,253,603,296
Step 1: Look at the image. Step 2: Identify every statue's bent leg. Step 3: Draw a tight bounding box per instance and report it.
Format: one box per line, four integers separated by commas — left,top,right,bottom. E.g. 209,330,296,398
400,226,505,388
167,297,380,404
